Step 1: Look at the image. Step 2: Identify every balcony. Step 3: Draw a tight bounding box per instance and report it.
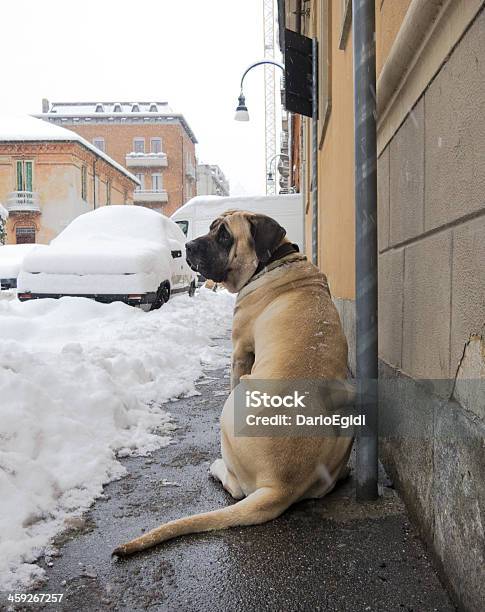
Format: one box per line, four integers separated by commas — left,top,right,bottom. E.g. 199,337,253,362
125,152,168,168
6,191,41,213
185,163,196,180
134,189,168,203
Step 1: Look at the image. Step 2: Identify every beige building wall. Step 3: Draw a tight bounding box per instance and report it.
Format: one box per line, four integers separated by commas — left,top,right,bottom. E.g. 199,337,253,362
300,0,411,302
376,5,485,610
317,1,355,301
288,2,485,607
376,0,412,76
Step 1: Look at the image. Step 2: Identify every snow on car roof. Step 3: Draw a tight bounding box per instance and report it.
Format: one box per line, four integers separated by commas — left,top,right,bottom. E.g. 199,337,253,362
52,204,177,245
0,115,139,185
22,207,180,276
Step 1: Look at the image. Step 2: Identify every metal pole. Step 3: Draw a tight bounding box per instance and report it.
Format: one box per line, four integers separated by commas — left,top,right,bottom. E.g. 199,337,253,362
93,160,97,209
311,37,318,266
353,0,379,501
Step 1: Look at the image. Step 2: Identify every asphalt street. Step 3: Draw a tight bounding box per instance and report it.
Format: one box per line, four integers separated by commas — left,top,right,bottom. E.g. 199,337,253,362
12,338,454,612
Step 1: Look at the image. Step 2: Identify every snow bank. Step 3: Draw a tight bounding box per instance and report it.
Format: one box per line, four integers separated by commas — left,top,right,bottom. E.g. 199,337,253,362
0,289,234,590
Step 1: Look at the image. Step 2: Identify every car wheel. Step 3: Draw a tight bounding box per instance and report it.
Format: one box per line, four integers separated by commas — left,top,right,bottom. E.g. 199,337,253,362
150,281,170,311
188,280,196,297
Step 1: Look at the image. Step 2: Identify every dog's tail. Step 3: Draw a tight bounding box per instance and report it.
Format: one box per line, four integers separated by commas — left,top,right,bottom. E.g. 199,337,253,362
112,487,290,557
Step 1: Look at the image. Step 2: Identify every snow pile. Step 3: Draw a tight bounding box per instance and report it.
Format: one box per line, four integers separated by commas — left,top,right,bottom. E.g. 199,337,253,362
0,289,234,590
0,244,44,280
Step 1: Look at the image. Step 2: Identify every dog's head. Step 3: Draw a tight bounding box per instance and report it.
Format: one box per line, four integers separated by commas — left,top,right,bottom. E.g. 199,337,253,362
185,209,287,293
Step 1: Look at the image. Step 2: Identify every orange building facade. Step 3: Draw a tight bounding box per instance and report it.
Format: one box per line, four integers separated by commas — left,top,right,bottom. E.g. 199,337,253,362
36,101,197,217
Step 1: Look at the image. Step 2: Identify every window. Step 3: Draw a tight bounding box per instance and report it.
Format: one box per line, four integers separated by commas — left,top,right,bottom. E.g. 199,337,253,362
152,173,163,192
149,103,158,112
16,226,35,244
16,160,33,192
131,103,140,112
113,103,122,112
93,137,105,152
106,181,111,205
175,220,188,236
135,173,144,191
95,103,104,113
81,165,87,201
150,138,162,153
133,138,145,153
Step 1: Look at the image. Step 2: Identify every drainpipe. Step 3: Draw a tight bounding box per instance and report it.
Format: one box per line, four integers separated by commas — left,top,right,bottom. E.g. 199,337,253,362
181,136,185,204
311,37,318,266
93,159,98,209
352,0,379,501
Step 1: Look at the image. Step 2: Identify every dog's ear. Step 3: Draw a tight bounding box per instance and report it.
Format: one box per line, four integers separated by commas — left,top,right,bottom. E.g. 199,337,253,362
248,214,286,263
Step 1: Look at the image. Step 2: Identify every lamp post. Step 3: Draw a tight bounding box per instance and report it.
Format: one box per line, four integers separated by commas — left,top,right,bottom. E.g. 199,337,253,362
234,59,285,122
266,153,289,192
234,59,285,195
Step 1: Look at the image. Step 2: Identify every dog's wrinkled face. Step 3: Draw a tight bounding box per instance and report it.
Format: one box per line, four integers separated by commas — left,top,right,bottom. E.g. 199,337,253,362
185,210,286,293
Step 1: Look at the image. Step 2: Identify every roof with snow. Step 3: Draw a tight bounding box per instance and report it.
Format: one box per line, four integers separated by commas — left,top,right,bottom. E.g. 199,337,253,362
47,101,173,115
36,100,198,144
0,115,139,185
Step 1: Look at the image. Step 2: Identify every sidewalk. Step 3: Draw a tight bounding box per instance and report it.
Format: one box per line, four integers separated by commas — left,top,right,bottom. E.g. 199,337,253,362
21,347,454,612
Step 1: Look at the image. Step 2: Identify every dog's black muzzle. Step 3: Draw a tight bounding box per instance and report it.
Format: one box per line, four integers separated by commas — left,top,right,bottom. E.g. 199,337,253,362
185,238,227,283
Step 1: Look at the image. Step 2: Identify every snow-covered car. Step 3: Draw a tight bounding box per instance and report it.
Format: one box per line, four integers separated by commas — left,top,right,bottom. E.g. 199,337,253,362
0,244,44,290
17,206,197,310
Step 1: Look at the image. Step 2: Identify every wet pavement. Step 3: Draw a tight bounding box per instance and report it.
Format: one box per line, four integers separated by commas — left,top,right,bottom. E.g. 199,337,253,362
13,341,454,612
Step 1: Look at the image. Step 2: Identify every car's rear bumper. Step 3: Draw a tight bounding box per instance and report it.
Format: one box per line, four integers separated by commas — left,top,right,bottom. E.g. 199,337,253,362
17,292,157,306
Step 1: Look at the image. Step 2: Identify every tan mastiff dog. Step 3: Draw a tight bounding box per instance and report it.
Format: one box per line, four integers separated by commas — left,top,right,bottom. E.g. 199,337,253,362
113,210,352,556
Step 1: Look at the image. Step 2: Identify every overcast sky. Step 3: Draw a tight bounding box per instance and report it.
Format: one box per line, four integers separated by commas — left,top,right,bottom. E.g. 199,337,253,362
0,0,280,195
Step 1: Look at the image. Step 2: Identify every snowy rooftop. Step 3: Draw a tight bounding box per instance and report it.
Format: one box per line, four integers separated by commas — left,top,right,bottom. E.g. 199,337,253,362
46,101,173,115
0,115,139,184
37,100,198,144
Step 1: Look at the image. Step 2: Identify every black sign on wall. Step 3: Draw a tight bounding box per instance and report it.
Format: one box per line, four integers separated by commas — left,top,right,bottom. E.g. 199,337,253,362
284,28,313,118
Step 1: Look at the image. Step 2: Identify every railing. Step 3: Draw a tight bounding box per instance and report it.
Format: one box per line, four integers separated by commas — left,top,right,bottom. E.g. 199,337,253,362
125,152,168,168
133,189,168,203
6,191,41,212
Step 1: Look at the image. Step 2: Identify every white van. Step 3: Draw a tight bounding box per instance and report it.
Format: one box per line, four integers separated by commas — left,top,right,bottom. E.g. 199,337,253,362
171,194,304,252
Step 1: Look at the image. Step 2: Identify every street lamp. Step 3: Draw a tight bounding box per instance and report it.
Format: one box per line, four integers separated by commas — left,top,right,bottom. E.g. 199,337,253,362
234,59,285,122
234,94,249,122
266,153,289,190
